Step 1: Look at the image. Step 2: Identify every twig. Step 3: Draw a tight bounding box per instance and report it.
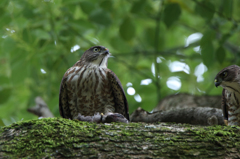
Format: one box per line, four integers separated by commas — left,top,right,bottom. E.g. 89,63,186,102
27,97,54,118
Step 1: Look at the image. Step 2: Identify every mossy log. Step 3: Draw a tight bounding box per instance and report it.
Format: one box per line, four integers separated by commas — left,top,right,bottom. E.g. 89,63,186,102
0,118,240,158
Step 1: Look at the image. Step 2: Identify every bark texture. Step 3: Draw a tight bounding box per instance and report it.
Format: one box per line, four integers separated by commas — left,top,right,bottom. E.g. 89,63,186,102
0,118,240,158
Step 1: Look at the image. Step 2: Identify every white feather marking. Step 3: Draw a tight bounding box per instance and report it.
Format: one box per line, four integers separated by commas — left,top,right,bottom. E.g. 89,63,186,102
67,63,115,116
104,105,115,114
233,107,240,114
221,81,240,93
89,55,109,68
67,67,75,73
229,116,237,121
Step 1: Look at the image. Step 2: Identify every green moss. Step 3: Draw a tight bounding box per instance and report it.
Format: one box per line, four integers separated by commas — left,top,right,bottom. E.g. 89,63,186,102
1,119,240,158
0,118,99,158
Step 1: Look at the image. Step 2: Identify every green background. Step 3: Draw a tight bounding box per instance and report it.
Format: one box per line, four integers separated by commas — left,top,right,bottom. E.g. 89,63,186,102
0,0,239,125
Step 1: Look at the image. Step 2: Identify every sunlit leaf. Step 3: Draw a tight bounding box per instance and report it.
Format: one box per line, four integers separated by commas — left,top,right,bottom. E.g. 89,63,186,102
73,6,82,20
119,17,135,41
163,3,181,28
216,46,226,64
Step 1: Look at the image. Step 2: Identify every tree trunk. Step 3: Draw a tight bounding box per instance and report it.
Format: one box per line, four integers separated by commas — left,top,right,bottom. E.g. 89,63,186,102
0,118,239,158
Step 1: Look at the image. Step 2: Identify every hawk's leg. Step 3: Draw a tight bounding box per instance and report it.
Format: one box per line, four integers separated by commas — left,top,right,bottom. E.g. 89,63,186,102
102,112,129,123
75,112,129,123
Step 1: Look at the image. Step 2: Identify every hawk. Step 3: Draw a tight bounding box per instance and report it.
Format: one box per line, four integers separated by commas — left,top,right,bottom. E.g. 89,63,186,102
59,46,129,123
215,65,240,126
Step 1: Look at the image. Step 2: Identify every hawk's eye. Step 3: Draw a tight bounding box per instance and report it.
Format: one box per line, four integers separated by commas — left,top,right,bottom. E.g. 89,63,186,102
222,72,228,78
93,48,99,52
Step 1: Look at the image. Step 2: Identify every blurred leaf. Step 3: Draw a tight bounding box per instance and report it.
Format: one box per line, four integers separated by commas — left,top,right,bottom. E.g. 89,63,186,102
136,57,152,70
80,1,96,14
163,3,181,28
22,6,35,19
144,27,155,47
222,0,233,18
99,0,113,11
73,6,82,20
0,14,11,27
195,1,215,21
109,36,131,52
89,9,112,27
10,54,30,84
138,84,157,112
1,37,16,54
219,33,231,45
200,30,215,67
131,0,146,14
0,0,8,6
0,87,12,104
13,17,29,29
0,6,5,17
69,19,95,31
0,75,10,85
32,29,51,40
119,17,135,41
201,29,215,42
216,46,226,64
0,118,5,127
63,0,83,5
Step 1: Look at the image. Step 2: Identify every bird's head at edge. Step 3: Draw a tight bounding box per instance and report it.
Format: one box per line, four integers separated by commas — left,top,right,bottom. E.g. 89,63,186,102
214,65,239,88
81,46,111,68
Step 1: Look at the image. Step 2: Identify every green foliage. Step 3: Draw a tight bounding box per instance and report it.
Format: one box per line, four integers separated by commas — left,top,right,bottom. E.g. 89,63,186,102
163,3,182,28
0,0,240,123
119,17,136,41
195,1,215,21
200,29,215,66
216,46,226,64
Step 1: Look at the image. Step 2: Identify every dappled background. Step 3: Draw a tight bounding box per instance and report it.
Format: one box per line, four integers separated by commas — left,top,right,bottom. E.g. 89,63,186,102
0,0,239,125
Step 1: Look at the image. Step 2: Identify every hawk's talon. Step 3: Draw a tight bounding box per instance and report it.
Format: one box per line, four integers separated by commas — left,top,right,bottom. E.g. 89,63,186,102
224,120,228,126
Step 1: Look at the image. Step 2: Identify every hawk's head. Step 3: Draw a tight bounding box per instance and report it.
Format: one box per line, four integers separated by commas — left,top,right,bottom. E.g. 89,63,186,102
214,65,240,89
81,46,110,68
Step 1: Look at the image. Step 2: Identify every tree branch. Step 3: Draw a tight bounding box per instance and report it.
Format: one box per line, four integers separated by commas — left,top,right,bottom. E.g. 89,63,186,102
27,97,54,118
0,118,239,158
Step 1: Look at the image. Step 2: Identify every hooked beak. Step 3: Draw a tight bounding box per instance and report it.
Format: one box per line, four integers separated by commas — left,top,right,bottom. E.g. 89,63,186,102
214,79,221,87
102,48,110,56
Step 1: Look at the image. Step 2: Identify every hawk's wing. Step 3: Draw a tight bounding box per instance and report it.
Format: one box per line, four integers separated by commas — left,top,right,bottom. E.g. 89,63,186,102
59,75,72,119
107,70,129,120
222,89,228,121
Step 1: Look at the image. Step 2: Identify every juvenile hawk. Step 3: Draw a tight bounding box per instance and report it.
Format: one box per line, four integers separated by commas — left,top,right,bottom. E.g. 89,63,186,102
59,46,129,122
215,65,240,126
